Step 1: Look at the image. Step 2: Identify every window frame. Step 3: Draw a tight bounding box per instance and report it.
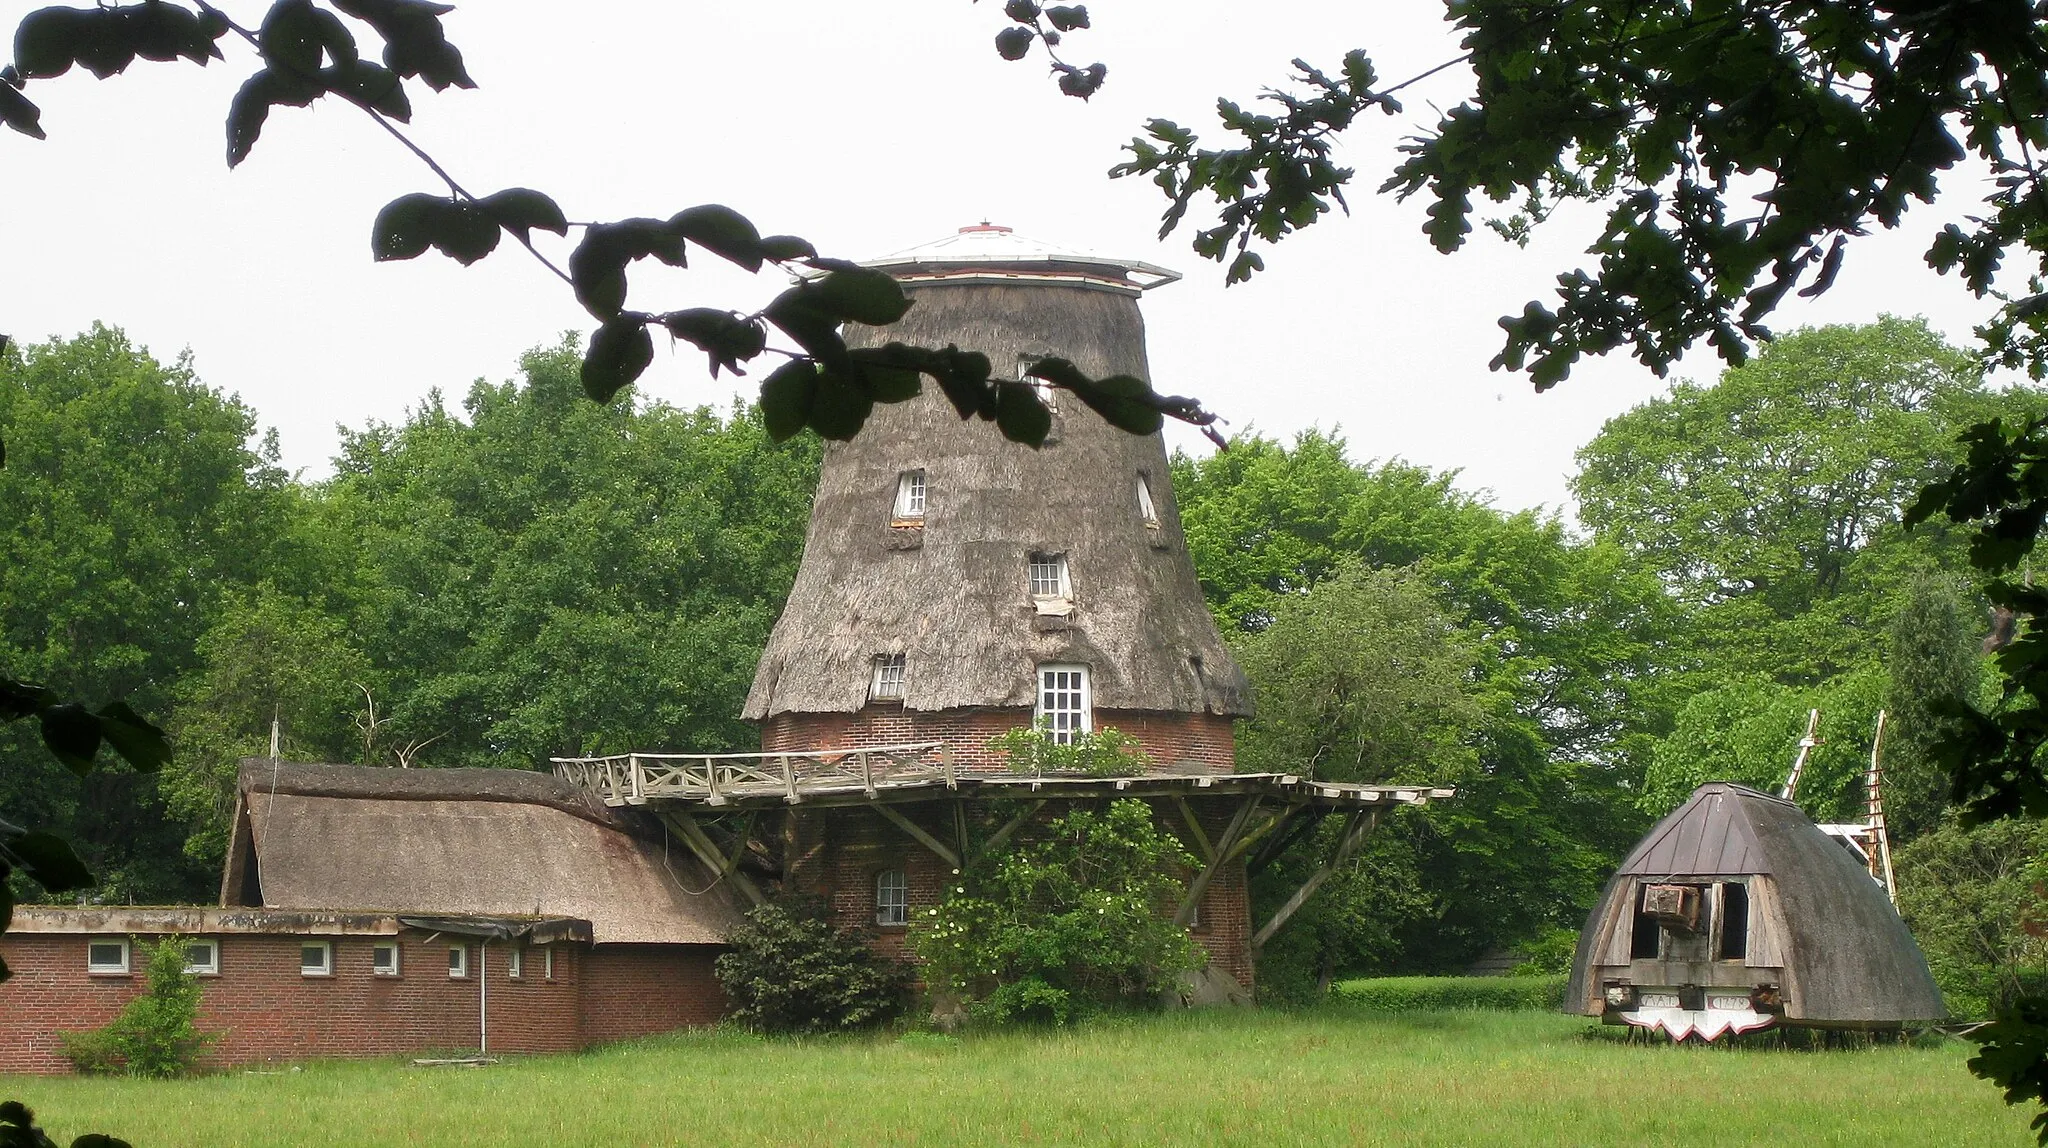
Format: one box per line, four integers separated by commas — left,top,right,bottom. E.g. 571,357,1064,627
182,938,220,977
542,946,555,981
86,937,131,976
870,653,906,701
1137,474,1159,527
1035,664,1092,745
371,940,402,977
1017,355,1058,413
447,944,469,979
1027,553,1071,601
893,469,927,522
507,945,524,980
300,939,333,978
875,868,909,927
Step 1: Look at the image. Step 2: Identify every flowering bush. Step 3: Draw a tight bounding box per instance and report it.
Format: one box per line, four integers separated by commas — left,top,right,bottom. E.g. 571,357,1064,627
912,799,1201,1024
990,724,1151,778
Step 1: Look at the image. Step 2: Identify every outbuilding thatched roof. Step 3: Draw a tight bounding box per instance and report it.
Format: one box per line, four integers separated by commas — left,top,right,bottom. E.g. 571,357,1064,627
744,275,1251,721
225,761,739,946
1566,782,1943,1024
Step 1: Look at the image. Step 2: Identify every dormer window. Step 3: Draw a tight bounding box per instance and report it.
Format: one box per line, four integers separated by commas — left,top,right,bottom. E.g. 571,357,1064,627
1137,475,1158,528
894,470,926,523
1018,355,1057,413
871,653,906,700
1028,554,1071,602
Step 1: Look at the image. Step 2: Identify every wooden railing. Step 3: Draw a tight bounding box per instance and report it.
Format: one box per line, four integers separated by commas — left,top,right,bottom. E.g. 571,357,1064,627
551,743,949,806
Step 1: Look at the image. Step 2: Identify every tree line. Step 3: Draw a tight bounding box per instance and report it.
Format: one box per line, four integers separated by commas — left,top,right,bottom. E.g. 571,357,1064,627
5,316,2042,1016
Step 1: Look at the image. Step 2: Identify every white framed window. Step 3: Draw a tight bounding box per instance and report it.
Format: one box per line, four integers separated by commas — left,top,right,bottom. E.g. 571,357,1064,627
300,940,333,977
1017,355,1058,412
894,469,926,521
1036,664,1092,744
1137,475,1158,527
86,938,130,975
876,869,909,926
372,941,401,976
182,938,220,976
542,946,555,981
507,946,524,980
448,944,469,979
871,653,906,700
1028,554,1070,600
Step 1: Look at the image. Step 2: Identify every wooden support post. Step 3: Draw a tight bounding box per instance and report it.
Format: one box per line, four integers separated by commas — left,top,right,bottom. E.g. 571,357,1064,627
1173,795,1261,928
953,801,970,868
627,755,643,805
1172,797,1214,862
874,803,961,869
1250,808,1380,950
1247,806,1328,878
659,811,766,907
782,754,798,804
861,752,876,799
942,744,956,790
1219,803,1298,866
973,799,1047,863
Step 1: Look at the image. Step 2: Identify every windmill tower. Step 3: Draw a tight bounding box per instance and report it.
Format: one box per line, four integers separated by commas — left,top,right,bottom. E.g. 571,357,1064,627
742,224,1253,767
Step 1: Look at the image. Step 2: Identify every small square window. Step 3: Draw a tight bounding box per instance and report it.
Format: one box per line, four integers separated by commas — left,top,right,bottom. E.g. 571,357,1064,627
894,470,926,521
300,940,333,977
87,939,130,975
1137,475,1159,527
871,653,906,700
183,939,219,976
448,945,468,979
1036,664,1091,745
507,946,524,980
876,869,909,927
1028,554,1070,600
372,941,401,976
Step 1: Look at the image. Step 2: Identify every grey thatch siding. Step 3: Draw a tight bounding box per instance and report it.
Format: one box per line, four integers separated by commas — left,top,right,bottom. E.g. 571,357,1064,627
231,762,738,945
744,279,1250,721
1566,783,1944,1024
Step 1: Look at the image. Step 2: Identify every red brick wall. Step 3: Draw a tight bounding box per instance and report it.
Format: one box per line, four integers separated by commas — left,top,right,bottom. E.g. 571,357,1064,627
577,945,726,1045
0,933,722,1073
760,705,1235,774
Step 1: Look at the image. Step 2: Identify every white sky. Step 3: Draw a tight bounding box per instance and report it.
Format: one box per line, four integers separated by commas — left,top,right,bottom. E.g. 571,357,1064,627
3,0,2008,519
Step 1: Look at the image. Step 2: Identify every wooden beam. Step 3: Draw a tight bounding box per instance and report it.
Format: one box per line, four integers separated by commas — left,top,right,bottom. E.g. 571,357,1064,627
972,799,1046,863
874,804,961,869
658,810,765,907
1247,806,1329,877
1172,797,1214,862
952,801,970,867
1219,802,1301,865
1250,808,1380,950
1173,794,1261,928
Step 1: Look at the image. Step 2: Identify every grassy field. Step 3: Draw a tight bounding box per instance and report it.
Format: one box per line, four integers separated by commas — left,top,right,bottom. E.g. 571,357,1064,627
3,1006,2033,1147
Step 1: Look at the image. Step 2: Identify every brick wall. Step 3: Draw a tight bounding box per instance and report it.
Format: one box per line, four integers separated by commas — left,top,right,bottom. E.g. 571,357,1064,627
760,704,1235,774
0,932,723,1073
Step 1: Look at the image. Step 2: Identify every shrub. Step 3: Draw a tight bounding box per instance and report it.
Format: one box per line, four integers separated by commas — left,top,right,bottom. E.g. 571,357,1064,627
1332,975,1567,1011
913,799,1203,1025
713,901,907,1035
990,724,1151,778
1509,927,1582,976
59,936,215,1077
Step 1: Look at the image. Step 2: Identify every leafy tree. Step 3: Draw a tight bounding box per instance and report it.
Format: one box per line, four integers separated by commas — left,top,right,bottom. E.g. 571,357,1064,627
57,937,216,1078
1640,671,1888,823
1885,574,1989,843
1894,817,2048,1021
913,800,1201,1025
713,902,906,1035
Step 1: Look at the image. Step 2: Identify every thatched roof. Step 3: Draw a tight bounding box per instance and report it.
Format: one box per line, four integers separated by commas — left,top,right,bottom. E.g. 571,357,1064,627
744,277,1251,721
227,761,739,946
1566,783,1943,1023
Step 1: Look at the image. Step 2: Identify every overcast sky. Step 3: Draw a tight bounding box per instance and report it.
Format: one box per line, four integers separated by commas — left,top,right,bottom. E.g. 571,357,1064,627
5,1,2008,518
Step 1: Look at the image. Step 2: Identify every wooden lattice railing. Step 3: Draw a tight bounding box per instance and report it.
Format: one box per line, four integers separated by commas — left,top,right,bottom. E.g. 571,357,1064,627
551,742,949,806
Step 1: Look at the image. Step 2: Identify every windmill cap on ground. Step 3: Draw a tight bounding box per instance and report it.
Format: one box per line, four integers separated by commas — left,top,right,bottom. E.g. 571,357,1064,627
856,223,1181,296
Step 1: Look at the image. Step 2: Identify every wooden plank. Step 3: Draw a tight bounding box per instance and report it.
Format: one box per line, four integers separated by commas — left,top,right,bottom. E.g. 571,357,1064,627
658,811,765,907
974,799,1047,863
1250,808,1380,950
1219,803,1300,865
1172,797,1214,863
1173,795,1261,928
874,803,961,869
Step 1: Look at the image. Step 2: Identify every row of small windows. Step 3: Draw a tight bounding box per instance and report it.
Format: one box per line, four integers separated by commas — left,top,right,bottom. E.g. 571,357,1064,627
893,469,1159,529
84,937,554,981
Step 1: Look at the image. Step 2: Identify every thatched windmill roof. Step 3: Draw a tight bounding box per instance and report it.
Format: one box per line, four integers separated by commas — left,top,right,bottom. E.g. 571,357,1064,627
743,232,1249,722
1566,782,1943,1025
224,761,740,945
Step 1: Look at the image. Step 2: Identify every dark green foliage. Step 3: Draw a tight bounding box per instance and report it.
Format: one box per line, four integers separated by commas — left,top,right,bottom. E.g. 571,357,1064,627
712,902,905,1035
1885,576,1987,842
0,1101,130,1148
914,800,1202,1025
1894,818,2048,1021
58,937,215,1077
1332,975,1567,1013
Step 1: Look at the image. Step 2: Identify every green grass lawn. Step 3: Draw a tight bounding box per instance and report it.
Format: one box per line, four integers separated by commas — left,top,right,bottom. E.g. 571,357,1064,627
3,1006,2033,1147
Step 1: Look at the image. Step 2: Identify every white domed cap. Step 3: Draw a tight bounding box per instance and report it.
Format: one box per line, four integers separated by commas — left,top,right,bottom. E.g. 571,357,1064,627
860,223,1181,296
